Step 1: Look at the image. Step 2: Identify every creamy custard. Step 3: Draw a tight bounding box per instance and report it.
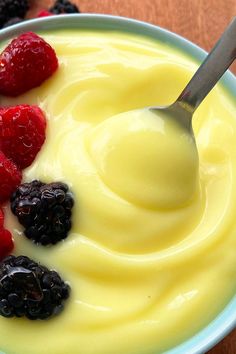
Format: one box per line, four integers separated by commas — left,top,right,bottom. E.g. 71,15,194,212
86,108,199,208
0,30,236,354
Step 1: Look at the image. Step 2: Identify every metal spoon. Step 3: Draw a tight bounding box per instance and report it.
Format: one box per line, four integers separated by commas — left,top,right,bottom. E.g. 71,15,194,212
150,17,236,134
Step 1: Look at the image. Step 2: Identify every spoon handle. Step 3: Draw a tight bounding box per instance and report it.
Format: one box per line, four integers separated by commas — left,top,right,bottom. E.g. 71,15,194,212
177,17,236,114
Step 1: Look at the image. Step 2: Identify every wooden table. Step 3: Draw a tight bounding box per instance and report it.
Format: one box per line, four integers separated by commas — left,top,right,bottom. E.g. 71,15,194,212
29,1,236,353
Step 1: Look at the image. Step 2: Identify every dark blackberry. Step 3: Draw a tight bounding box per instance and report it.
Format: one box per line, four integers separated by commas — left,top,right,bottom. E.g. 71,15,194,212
11,180,74,246
0,0,29,29
50,0,80,14
0,255,70,320
3,17,23,28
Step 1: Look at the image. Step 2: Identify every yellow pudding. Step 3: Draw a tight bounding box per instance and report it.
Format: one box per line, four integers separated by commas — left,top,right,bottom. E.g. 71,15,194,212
0,29,236,354
87,108,199,208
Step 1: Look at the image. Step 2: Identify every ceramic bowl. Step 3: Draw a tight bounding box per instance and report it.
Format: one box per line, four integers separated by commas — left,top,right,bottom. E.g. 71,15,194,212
0,14,235,354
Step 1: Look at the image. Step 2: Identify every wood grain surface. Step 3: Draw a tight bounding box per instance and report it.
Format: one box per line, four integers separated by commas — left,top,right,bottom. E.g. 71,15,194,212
29,1,236,353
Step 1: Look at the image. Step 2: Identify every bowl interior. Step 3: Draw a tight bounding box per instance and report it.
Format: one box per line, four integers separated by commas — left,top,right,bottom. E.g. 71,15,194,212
0,14,235,354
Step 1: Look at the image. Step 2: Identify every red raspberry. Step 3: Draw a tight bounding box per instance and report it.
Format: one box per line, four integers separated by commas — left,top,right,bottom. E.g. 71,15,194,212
0,208,4,229
0,209,14,260
0,105,47,169
37,10,53,17
0,151,22,203
0,229,14,260
0,32,58,97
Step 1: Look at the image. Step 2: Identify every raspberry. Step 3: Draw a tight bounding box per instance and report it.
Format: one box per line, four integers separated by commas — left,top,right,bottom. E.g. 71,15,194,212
0,32,58,97
0,151,22,203
0,209,14,260
37,10,53,18
0,229,14,260
0,255,70,319
0,105,47,169
0,209,4,228
11,180,74,245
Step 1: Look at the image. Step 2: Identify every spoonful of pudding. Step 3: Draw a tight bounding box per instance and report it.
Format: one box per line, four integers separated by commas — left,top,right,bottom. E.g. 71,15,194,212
88,17,236,209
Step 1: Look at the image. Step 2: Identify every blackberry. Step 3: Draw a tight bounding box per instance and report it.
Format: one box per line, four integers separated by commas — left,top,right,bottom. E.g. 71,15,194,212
0,0,29,29
0,255,70,320
11,180,74,246
3,17,23,28
50,0,80,14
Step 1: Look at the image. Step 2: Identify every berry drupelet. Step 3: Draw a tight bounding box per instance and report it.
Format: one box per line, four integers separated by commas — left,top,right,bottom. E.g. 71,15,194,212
0,255,70,320
50,0,80,14
0,0,29,28
11,180,74,246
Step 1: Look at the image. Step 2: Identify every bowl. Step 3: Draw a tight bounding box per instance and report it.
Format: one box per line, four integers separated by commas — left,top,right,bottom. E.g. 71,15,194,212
0,14,235,354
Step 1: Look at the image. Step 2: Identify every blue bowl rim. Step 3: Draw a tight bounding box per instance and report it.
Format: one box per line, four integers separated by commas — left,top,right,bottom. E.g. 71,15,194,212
0,13,235,354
